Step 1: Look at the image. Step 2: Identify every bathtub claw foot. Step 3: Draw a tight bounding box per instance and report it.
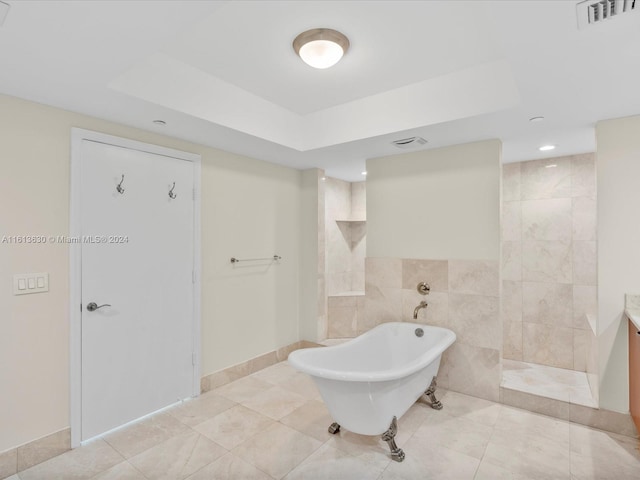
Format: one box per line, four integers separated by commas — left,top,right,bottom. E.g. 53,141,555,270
382,416,405,462
425,377,443,410
328,422,341,434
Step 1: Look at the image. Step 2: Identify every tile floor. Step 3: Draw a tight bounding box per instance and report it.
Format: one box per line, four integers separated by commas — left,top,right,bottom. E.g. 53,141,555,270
502,359,597,408
11,361,640,480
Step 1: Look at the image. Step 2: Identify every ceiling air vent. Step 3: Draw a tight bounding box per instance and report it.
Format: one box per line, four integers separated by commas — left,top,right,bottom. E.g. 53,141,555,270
391,136,427,149
577,0,637,29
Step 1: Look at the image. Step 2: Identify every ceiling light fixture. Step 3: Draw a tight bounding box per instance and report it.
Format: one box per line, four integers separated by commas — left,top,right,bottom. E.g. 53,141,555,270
539,144,556,151
293,28,349,69
361,171,367,176
529,116,544,123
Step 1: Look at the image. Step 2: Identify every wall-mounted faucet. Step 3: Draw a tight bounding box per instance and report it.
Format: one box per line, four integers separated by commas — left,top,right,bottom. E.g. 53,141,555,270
413,301,428,319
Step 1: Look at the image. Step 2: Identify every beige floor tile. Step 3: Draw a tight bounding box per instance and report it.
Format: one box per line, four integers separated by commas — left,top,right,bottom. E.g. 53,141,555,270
215,376,274,404
380,441,479,480
90,461,146,480
277,373,322,400
439,391,501,427
19,439,123,480
103,412,190,459
413,412,492,459
283,443,383,480
482,441,571,479
494,405,570,450
279,400,335,442
250,362,298,386
232,423,322,479
194,404,275,450
473,459,536,480
185,452,271,480
167,392,236,427
128,430,227,479
394,401,436,446
325,429,392,473
241,386,308,420
569,423,640,479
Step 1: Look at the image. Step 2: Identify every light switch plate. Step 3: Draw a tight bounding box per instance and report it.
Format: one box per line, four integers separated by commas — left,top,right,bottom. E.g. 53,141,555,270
13,273,49,295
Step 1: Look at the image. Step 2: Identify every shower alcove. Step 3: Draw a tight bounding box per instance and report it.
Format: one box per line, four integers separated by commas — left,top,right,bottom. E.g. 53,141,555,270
500,153,599,412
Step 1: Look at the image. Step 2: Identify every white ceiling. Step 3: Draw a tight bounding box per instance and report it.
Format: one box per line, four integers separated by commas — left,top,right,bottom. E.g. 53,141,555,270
1,0,639,181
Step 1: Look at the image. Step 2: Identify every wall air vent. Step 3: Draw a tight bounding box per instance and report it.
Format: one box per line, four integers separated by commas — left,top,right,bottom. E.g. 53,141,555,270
577,0,637,29
391,136,427,149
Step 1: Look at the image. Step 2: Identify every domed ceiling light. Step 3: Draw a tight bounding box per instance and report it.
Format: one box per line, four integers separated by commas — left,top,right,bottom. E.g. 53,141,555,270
293,28,350,69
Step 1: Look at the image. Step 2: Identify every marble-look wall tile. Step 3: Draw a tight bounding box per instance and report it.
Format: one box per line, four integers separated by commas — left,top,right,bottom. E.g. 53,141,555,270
573,241,597,286
501,241,522,281
502,162,521,202
521,198,572,242
17,428,70,472
402,259,448,292
522,323,574,370
520,156,572,200
328,295,357,308
572,197,597,241
439,343,500,402
448,260,499,297
573,285,597,330
360,287,402,335
503,321,523,361
0,449,17,479
327,306,357,338
573,329,588,372
501,280,522,324
351,181,366,218
522,240,572,283
448,294,500,350
502,202,521,241
571,153,596,198
402,290,448,326
522,282,573,327
365,257,402,289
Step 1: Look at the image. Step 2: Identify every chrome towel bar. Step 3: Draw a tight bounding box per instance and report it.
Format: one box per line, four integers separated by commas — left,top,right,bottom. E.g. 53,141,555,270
230,255,281,263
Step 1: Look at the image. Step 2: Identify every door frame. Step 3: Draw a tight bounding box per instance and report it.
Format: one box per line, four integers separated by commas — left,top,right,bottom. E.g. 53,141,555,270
69,128,202,448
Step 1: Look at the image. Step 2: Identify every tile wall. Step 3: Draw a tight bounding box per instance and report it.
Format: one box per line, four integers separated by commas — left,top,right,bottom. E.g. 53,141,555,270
324,178,366,295
362,257,501,402
502,154,597,372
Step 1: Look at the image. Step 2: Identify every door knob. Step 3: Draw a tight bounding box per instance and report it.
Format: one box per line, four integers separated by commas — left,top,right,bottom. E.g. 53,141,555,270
86,302,111,312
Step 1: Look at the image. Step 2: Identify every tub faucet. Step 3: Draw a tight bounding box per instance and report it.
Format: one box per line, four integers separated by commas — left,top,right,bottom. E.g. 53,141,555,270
413,301,428,319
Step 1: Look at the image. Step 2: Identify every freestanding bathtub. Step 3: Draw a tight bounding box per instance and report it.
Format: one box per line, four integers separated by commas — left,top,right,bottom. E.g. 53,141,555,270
288,322,456,461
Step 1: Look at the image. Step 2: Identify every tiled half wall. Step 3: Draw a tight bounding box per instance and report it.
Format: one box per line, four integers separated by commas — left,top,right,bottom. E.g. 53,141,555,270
363,257,501,402
502,153,597,373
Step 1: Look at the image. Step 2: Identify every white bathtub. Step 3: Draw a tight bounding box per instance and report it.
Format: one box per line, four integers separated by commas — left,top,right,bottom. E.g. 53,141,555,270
288,322,456,436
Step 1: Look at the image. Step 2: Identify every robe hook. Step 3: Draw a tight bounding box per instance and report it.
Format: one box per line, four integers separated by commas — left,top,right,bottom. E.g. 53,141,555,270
116,174,125,194
168,182,177,199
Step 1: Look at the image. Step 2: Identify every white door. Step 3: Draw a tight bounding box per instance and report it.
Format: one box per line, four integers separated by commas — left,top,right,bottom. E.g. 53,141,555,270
80,140,195,441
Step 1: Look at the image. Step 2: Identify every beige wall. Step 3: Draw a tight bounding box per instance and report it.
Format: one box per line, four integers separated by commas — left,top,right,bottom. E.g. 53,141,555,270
367,140,501,261
501,154,597,375
597,115,640,413
0,94,304,452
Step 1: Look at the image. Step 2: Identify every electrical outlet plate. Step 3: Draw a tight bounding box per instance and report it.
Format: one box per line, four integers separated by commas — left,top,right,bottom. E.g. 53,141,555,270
13,273,49,295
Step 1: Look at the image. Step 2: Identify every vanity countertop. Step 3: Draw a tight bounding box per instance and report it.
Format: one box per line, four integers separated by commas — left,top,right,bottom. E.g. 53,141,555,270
625,294,640,331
